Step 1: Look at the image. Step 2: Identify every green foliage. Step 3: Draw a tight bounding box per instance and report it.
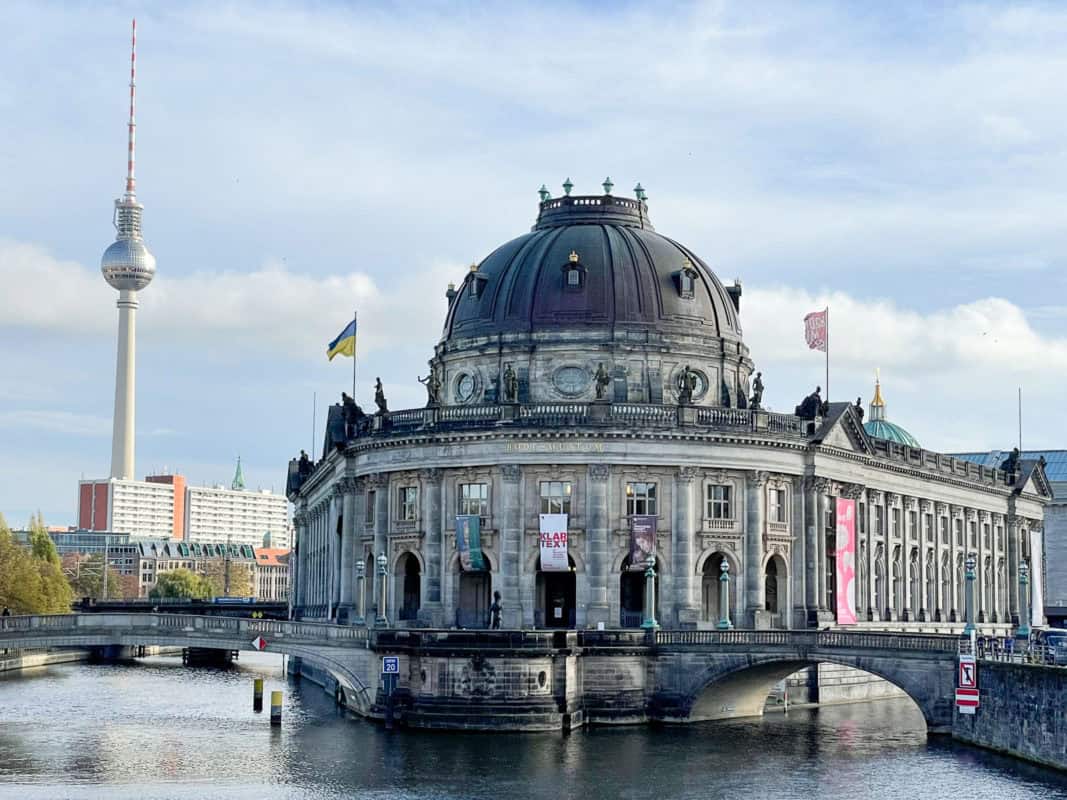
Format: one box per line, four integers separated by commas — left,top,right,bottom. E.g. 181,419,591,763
0,512,73,614
66,554,123,600
150,569,213,600
202,560,253,598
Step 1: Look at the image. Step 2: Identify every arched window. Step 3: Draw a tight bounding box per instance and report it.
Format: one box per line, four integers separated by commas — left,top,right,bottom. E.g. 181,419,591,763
764,559,779,613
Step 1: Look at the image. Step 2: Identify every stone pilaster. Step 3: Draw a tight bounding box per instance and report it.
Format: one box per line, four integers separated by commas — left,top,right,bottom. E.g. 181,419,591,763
745,471,769,627
500,464,523,627
338,477,357,619
586,464,611,627
420,468,444,626
291,506,307,614
329,484,344,618
370,473,390,617
673,467,699,628
791,476,807,629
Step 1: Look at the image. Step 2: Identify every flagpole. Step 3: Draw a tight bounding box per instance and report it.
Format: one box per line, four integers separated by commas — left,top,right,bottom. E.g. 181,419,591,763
312,391,317,461
352,311,358,401
825,305,830,407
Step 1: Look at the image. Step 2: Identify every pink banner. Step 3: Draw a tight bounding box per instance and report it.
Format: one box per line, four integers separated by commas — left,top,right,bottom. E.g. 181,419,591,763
835,497,857,625
804,309,827,352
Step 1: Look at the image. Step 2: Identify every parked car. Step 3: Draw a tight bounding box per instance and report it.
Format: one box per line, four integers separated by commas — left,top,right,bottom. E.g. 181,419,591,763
1034,628,1067,665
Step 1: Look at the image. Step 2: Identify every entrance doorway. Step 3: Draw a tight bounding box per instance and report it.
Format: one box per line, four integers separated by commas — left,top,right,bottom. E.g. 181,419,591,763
456,556,491,628
701,553,729,624
619,554,660,627
396,552,421,621
536,556,576,628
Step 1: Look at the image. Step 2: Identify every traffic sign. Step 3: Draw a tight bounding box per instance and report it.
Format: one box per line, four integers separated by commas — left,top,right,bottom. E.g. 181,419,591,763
956,687,979,714
382,656,400,674
958,655,977,689
251,635,268,651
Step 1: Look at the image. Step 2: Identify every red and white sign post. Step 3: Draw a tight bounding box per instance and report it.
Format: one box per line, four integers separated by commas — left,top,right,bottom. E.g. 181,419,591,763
956,654,978,714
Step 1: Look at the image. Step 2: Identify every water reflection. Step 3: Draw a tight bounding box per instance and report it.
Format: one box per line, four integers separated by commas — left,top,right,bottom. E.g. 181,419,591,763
1,655,1066,799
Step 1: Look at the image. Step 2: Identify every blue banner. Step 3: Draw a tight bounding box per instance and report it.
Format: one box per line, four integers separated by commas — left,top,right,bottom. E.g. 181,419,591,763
456,515,485,571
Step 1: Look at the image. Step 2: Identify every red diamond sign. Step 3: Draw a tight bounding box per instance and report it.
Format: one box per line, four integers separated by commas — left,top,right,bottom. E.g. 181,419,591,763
251,635,268,651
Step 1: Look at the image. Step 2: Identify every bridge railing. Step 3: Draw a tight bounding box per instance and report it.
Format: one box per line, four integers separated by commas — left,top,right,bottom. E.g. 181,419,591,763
0,614,368,646
655,629,960,653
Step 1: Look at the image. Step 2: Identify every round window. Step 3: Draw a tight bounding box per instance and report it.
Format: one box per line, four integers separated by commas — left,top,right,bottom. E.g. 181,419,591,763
553,365,590,396
456,373,476,403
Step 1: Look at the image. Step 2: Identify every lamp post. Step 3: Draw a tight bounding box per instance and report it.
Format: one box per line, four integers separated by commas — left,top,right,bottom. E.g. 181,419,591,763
717,559,733,630
963,553,976,638
375,554,389,627
1017,560,1031,642
354,559,366,626
641,553,659,630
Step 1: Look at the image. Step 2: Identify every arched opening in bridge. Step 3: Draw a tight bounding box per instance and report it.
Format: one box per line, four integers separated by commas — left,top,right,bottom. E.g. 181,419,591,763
701,552,734,625
619,555,661,627
396,552,421,621
456,553,491,629
685,658,930,732
536,556,576,628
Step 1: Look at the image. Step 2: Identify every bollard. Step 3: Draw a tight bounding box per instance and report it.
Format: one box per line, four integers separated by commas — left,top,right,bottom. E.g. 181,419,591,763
270,690,283,726
253,678,264,712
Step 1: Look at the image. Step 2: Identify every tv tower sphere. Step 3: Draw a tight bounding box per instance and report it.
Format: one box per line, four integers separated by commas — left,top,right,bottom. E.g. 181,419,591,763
102,228,156,291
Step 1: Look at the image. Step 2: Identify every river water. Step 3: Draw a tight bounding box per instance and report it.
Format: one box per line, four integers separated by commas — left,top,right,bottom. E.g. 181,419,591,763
1,653,1066,799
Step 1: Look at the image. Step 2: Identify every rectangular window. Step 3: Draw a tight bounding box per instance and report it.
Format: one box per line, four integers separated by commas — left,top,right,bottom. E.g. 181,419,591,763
940,516,948,545
996,526,1004,550
626,482,657,516
365,490,376,524
459,483,489,517
539,481,572,515
874,505,884,536
892,508,901,537
908,511,917,540
954,518,964,546
858,503,867,534
983,523,991,549
399,486,418,521
769,488,787,523
706,485,732,520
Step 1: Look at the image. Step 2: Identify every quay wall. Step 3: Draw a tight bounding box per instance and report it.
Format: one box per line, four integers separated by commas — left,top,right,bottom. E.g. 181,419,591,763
952,661,1067,771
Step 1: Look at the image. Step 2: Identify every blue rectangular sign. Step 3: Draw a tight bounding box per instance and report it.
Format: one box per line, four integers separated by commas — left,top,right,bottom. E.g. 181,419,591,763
382,656,399,674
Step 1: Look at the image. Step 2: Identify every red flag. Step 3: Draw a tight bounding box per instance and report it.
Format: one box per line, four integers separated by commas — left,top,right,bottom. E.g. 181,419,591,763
804,310,827,352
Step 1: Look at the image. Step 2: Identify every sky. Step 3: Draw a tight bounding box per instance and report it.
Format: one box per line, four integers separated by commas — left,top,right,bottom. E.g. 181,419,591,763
1,1,1065,528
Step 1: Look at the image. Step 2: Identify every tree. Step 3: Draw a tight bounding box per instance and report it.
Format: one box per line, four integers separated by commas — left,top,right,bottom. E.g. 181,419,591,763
65,553,122,601
150,568,212,600
27,512,73,613
202,559,253,598
0,512,73,614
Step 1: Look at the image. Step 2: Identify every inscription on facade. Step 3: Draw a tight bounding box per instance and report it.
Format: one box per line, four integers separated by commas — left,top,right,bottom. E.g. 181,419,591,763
505,440,606,454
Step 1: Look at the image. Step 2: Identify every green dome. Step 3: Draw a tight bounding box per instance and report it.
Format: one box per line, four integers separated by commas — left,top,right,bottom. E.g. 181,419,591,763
864,419,920,448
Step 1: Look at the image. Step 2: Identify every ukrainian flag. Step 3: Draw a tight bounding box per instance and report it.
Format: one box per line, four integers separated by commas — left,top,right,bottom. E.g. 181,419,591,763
327,318,357,361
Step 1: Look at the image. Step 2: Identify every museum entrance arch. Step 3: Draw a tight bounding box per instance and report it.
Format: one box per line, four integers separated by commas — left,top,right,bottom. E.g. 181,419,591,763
535,556,577,628
619,554,661,627
701,552,732,625
396,552,421,622
456,553,492,629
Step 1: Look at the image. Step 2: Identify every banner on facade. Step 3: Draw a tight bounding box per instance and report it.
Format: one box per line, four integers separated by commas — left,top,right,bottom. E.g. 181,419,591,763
539,513,569,571
456,515,485,571
630,515,656,568
1030,528,1045,627
835,497,858,625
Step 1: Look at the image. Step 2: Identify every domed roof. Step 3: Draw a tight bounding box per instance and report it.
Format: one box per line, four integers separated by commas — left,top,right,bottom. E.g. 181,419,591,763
864,419,921,448
440,191,743,348
862,377,920,448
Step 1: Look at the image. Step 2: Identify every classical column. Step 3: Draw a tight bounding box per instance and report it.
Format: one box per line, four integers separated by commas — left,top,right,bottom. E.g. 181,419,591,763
291,507,307,615
586,464,611,627
1007,507,1021,625
992,513,1004,622
867,491,881,622
420,468,444,626
330,487,344,617
949,505,961,622
977,510,990,622
338,478,357,620
791,476,807,629
745,471,768,627
919,500,932,621
500,464,523,628
816,485,830,612
884,493,898,621
673,467,699,628
803,476,820,625
901,497,915,621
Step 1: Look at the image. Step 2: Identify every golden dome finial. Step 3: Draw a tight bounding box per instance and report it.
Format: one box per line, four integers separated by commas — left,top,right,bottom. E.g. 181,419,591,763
872,368,885,407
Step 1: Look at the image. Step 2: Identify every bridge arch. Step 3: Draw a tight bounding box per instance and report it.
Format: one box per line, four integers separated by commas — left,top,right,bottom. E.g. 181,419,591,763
667,651,953,732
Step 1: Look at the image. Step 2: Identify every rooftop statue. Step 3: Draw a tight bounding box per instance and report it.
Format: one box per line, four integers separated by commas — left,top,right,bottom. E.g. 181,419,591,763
750,372,764,410
418,370,442,407
795,386,822,421
1000,447,1021,479
502,363,518,403
297,449,312,476
854,397,864,422
374,377,388,415
594,363,611,401
342,392,368,437
678,365,697,406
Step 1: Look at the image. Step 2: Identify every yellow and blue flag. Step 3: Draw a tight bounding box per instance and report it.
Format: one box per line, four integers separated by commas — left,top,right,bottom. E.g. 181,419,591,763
327,318,357,361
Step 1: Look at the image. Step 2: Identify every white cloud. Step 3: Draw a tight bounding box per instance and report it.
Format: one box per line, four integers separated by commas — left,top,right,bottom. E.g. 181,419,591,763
0,410,111,437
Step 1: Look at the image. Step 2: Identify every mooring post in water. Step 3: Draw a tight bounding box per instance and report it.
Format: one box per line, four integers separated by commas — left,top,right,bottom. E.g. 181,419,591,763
270,690,283,726
253,678,263,712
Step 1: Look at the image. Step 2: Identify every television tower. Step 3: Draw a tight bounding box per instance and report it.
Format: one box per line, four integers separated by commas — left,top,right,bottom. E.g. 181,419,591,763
101,19,155,480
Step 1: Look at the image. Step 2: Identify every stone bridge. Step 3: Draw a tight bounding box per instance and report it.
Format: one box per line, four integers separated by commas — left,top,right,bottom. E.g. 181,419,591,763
1,616,962,732
0,613,374,711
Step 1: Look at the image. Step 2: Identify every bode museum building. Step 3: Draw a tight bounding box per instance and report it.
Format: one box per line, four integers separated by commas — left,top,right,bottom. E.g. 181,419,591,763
286,185,1051,634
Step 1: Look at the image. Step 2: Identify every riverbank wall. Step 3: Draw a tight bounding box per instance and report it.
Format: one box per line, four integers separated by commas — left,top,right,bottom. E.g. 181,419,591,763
0,649,89,673
952,661,1067,771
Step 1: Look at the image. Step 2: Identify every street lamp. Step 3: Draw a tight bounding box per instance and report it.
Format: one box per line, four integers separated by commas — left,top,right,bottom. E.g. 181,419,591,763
1017,560,1031,642
963,552,977,638
354,559,366,626
375,554,389,627
641,553,659,630
717,559,733,630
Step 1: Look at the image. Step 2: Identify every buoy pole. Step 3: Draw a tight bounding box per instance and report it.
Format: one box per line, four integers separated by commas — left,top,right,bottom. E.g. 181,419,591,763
270,690,283,726
253,678,264,712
